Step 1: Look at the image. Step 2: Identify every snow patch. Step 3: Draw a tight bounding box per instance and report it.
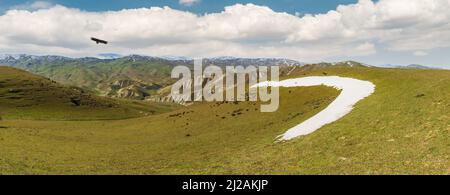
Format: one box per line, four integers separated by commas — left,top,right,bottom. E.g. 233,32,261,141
255,76,375,141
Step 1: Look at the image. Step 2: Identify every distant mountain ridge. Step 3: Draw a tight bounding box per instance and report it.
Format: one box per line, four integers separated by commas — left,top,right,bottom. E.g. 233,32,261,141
0,54,305,101
380,64,440,70
2,54,440,102
0,54,304,66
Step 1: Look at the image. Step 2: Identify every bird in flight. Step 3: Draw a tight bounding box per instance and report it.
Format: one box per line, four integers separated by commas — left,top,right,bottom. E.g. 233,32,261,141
91,37,108,45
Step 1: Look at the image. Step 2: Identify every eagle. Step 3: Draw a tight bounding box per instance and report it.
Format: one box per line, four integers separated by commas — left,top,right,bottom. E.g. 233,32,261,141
91,37,108,45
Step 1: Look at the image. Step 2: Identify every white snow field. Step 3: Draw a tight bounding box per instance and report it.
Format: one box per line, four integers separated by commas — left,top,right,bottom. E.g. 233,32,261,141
254,76,375,141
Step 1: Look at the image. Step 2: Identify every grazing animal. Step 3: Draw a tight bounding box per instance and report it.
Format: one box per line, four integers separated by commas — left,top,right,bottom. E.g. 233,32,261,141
415,93,425,98
0,115,5,128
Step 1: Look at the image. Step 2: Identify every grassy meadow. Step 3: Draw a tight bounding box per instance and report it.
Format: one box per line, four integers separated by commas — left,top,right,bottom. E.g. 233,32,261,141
0,66,449,174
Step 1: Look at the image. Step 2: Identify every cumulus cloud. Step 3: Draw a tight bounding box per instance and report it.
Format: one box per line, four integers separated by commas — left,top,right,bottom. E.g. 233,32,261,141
0,0,450,61
9,1,54,11
413,51,428,56
179,0,200,6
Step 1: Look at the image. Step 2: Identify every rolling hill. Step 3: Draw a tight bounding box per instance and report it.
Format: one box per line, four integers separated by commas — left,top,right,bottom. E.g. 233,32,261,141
0,66,179,120
0,54,303,101
0,64,449,174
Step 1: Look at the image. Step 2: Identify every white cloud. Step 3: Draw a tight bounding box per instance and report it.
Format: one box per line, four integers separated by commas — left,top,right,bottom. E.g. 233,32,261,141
9,1,54,11
179,0,200,6
0,0,450,61
413,51,428,56
355,42,377,56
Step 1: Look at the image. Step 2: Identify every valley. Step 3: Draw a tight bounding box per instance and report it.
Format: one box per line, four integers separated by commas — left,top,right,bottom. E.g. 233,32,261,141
0,62,449,174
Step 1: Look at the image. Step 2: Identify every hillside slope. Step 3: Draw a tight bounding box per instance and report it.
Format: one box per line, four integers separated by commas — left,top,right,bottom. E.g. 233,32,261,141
1,55,178,99
0,66,178,120
0,55,303,100
0,66,449,174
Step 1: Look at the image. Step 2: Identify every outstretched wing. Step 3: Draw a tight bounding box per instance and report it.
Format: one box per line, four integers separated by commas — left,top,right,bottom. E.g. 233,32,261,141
91,37,108,44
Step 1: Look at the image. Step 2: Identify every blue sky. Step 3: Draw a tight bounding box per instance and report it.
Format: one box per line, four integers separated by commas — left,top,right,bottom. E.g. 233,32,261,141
0,0,358,15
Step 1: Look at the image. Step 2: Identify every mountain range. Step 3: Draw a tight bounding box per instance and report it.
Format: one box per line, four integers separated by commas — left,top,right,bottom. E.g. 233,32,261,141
0,54,436,102
0,54,304,101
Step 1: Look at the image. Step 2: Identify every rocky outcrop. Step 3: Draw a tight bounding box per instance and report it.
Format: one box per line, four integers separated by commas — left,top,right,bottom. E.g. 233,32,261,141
110,80,137,90
112,85,148,100
106,79,165,100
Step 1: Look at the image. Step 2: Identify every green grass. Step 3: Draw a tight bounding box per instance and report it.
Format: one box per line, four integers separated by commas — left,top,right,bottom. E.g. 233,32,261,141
7,57,178,95
0,66,449,174
0,66,179,120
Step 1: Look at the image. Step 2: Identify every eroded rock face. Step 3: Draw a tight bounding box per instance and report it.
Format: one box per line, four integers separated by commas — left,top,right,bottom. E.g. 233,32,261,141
106,80,161,100
110,80,136,90
114,86,145,99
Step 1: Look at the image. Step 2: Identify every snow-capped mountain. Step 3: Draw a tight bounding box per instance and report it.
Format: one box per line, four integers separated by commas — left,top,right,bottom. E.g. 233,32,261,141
0,54,305,67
